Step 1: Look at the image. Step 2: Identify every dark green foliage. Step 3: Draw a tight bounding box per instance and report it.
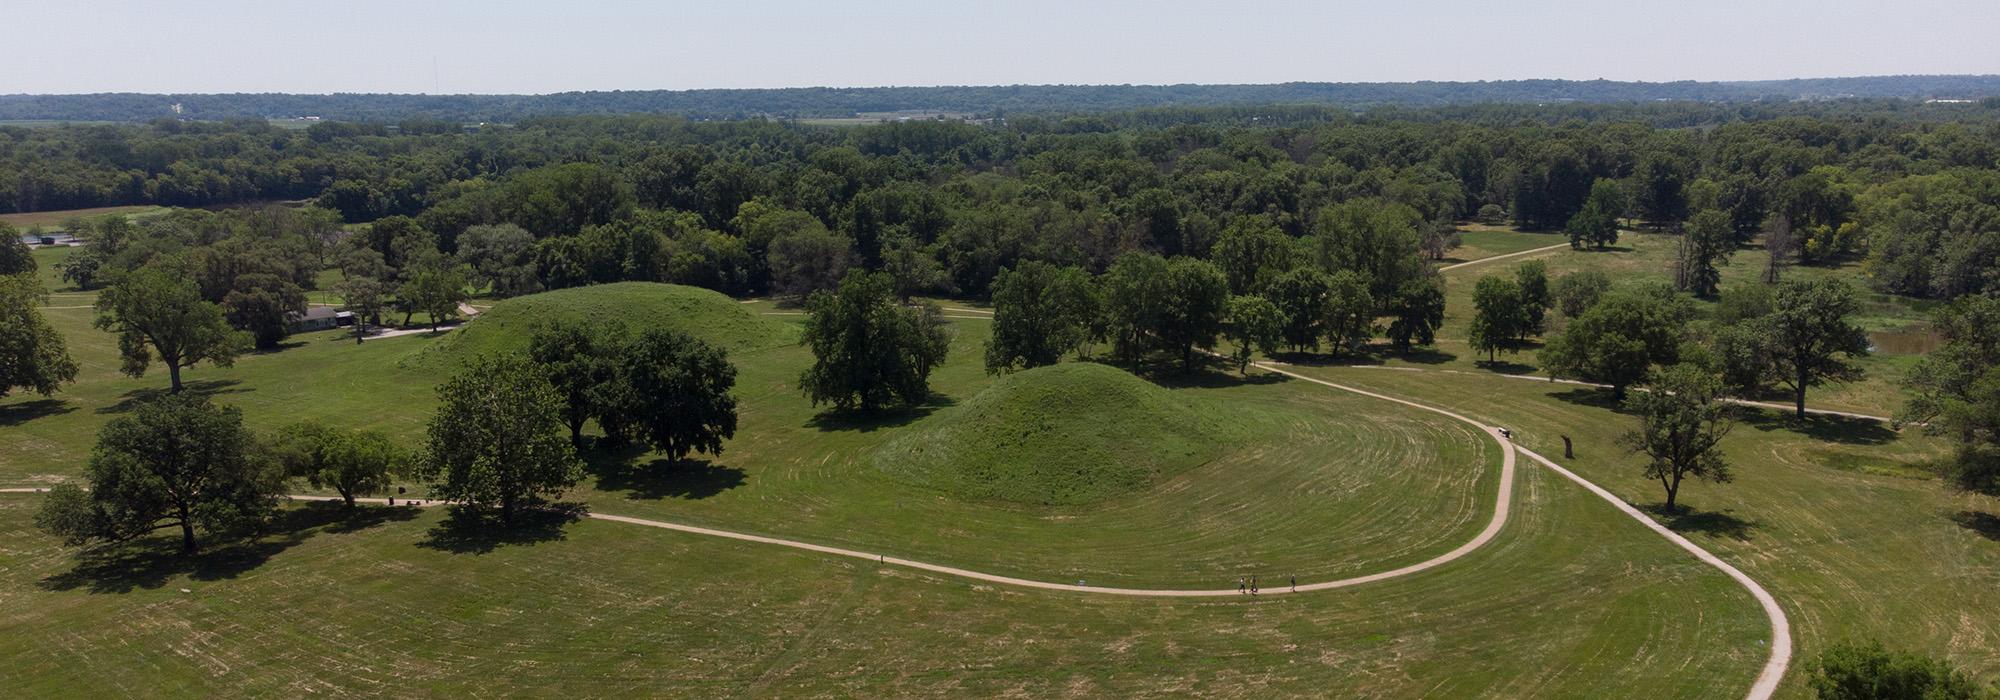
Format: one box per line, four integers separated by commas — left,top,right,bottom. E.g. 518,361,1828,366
93,260,251,393
1551,269,1612,319
1385,276,1446,353
1675,209,1735,298
1901,296,2000,494
1540,284,1694,396
1321,269,1375,355
273,420,405,507
1212,217,1297,295
612,329,739,463
34,395,282,553
0,231,32,276
1565,179,1625,249
417,354,584,525
985,261,1098,372
0,275,78,398
1514,260,1550,333
1468,276,1529,363
1223,294,1284,374
1267,268,1332,352
1622,364,1734,512
1810,640,1994,700
799,271,951,411
528,321,629,446
1766,278,1870,418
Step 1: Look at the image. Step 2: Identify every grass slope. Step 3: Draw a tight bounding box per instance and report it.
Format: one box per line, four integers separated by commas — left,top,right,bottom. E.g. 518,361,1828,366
874,363,1238,506
420,282,795,366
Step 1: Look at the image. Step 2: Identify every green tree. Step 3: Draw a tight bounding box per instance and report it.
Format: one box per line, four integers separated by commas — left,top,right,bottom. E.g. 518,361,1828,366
93,260,250,392
1211,217,1297,295
1810,640,1992,700
1551,269,1612,319
1468,275,1528,363
1384,276,1446,353
766,216,854,299
456,224,542,298
1540,284,1693,398
1621,363,1734,512
1766,279,1870,418
1675,209,1735,298
221,273,308,350
614,329,739,463
1322,269,1375,355
1156,257,1231,372
1267,268,1331,352
1565,179,1624,249
799,270,951,411
0,274,78,398
1100,252,1171,362
0,229,33,275
417,354,584,525
274,420,405,507
1224,294,1284,375
986,261,1096,372
35,395,281,553
1899,296,2000,493
399,261,469,332
527,321,627,446
336,247,390,344
1514,259,1550,333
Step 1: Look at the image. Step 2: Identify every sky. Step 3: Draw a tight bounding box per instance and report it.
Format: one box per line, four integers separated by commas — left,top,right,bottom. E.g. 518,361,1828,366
7,0,1999,94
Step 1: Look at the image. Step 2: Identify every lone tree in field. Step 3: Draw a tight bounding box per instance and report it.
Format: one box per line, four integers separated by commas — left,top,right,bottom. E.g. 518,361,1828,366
35,395,282,553
93,260,250,393
1765,278,1870,418
1898,295,2000,493
1468,275,1528,364
615,328,738,463
1223,294,1284,375
799,270,951,411
1622,364,1734,513
528,320,628,446
417,354,583,525
1540,284,1693,399
274,420,406,508
1551,269,1613,319
1514,260,1551,334
0,274,79,398
985,261,1098,373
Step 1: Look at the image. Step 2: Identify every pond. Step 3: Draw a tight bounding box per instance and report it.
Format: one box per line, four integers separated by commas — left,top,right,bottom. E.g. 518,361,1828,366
1869,324,1944,355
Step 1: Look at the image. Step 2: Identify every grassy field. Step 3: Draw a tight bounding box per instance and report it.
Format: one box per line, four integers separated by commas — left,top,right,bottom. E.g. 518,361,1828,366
2,205,170,229
1444,227,1569,265
1276,364,1998,692
3,233,1982,695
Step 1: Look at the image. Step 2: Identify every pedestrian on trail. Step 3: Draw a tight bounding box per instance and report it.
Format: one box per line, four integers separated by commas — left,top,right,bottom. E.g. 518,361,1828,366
1251,576,1259,595
1238,576,1246,594
1291,575,1296,592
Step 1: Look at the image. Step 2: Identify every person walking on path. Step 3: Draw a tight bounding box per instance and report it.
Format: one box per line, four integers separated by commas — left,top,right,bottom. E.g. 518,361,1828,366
1290,575,1296,592
1238,576,1246,594
1250,576,1259,595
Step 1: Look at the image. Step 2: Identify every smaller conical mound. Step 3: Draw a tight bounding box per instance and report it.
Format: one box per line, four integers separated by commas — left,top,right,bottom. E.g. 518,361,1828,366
874,363,1236,506
417,282,795,367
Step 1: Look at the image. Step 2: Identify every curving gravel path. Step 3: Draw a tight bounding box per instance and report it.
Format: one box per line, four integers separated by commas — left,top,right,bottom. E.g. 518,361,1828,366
1439,242,1573,272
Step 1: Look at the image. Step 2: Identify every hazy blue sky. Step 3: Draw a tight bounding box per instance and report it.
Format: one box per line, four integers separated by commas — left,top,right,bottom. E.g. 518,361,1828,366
8,0,1999,94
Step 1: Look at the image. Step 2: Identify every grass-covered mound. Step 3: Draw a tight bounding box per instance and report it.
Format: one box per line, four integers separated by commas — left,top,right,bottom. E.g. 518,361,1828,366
874,362,1240,506
419,282,796,366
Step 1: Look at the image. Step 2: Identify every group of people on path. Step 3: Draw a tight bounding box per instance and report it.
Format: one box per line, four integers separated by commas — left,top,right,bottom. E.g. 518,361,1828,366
1237,575,1297,595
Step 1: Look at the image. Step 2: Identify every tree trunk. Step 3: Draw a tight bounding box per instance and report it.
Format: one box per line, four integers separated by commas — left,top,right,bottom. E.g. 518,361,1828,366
168,362,184,393
1794,371,1809,419
1662,474,1680,514
501,494,515,526
178,504,198,553
569,420,584,447
341,488,356,508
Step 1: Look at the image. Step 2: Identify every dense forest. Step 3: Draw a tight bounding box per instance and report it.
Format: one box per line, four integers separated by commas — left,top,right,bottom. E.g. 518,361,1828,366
5,75,2000,122
11,99,2000,345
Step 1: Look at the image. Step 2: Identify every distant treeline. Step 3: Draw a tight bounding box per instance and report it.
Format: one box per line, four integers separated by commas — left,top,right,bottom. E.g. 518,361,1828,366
6,75,2000,122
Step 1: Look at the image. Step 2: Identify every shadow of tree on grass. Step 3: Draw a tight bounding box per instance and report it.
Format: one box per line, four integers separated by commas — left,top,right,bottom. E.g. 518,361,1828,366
1640,503,1759,541
1952,511,2000,542
40,501,418,594
0,398,75,427
588,456,747,501
1737,410,1898,446
95,379,249,415
805,393,956,433
416,502,587,555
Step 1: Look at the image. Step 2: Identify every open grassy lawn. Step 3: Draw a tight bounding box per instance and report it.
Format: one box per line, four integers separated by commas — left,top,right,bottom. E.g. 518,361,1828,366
1277,364,2000,693
5,281,1507,589
1442,227,1569,265
0,454,1767,697
2,205,171,230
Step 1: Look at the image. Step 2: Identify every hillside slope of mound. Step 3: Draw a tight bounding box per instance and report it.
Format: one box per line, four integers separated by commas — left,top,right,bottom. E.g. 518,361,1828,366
873,363,1241,506
418,282,796,366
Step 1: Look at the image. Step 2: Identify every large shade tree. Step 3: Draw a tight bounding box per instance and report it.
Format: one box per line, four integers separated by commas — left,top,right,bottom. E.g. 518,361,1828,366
93,260,251,392
417,354,584,525
799,270,951,411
